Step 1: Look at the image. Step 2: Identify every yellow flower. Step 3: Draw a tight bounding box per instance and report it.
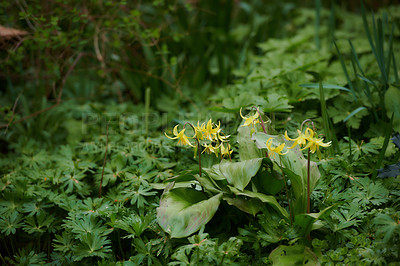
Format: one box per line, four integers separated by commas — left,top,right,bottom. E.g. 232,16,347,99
240,107,259,127
301,136,331,153
284,128,314,149
266,137,288,158
217,132,230,142
220,143,232,157
165,125,195,147
201,119,220,141
202,143,220,156
194,121,205,140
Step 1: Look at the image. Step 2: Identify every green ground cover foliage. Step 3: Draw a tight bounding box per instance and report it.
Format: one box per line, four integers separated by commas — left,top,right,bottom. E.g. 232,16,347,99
1,0,400,265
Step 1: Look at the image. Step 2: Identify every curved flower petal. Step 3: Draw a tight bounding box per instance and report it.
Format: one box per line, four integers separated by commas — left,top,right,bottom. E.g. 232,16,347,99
240,107,259,127
165,125,180,140
301,135,331,153
266,138,288,158
165,125,195,147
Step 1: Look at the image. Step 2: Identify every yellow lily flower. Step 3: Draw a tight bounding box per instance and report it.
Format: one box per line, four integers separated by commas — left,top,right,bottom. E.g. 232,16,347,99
284,128,314,149
240,107,259,127
165,125,195,147
220,143,233,157
266,137,288,158
202,119,220,141
194,121,205,140
202,143,220,156
217,132,230,142
301,135,331,153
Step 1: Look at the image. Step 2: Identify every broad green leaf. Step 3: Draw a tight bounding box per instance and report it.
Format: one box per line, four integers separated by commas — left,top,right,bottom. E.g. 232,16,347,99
282,168,306,215
219,158,263,190
224,197,263,216
269,245,320,265
203,165,226,181
253,169,284,196
237,126,263,161
157,188,222,238
228,186,289,220
194,174,221,193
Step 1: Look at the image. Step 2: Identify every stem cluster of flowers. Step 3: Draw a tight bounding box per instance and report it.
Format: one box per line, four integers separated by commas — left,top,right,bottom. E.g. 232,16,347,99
284,123,331,217
284,127,331,153
165,119,232,159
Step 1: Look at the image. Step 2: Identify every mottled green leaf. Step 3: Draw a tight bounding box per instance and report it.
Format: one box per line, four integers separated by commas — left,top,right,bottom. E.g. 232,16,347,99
157,188,222,238
237,126,263,161
219,158,263,190
228,186,289,220
224,197,263,216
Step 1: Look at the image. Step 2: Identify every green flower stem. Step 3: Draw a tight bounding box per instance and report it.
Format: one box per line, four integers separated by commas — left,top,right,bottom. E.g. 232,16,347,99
117,229,125,260
283,175,292,225
47,233,51,259
37,235,41,253
219,253,226,265
145,87,151,137
348,125,352,163
2,239,11,258
307,148,311,241
0,253,6,265
279,157,292,225
307,149,311,214
196,245,200,265
99,121,110,198
197,137,202,176
10,237,15,257
185,122,202,176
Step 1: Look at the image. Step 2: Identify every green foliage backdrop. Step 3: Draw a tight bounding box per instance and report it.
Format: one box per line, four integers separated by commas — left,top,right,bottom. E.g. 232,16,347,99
0,0,400,265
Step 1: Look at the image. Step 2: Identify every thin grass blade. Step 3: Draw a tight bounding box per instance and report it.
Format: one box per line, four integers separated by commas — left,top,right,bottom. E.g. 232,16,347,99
343,106,367,123
372,113,394,180
333,41,357,101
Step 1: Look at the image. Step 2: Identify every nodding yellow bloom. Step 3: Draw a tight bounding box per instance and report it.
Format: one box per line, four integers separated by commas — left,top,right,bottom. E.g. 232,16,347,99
220,143,233,157
217,132,230,142
240,107,259,127
205,119,220,141
195,119,220,141
165,125,195,147
284,128,314,149
202,143,220,156
285,127,331,153
266,137,288,158
194,121,205,140
301,136,331,153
